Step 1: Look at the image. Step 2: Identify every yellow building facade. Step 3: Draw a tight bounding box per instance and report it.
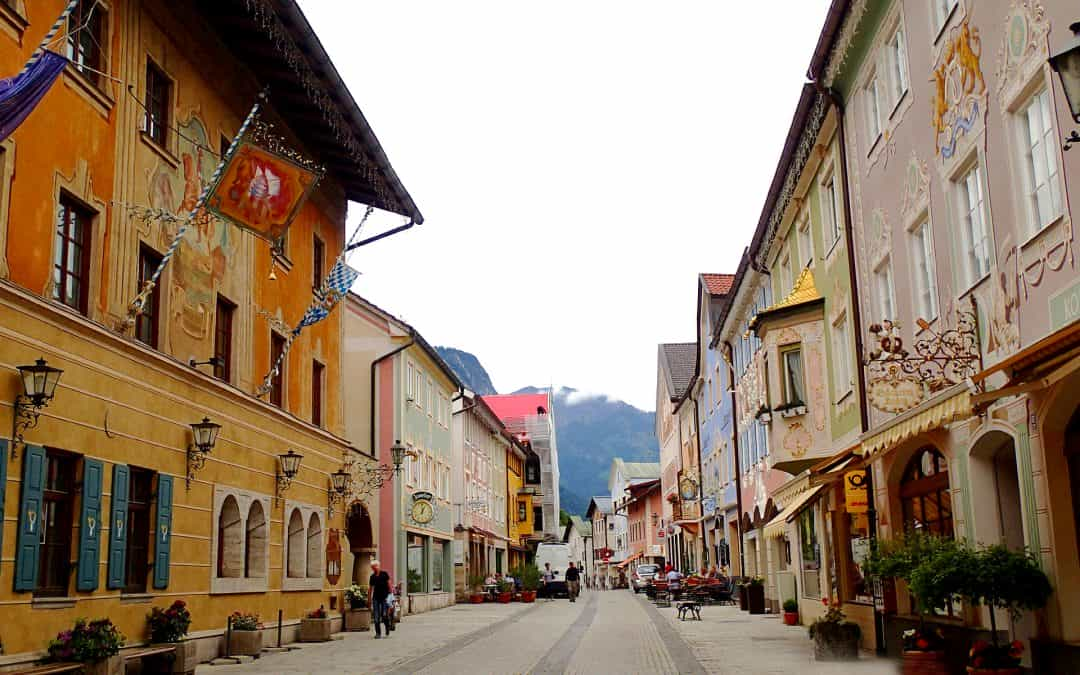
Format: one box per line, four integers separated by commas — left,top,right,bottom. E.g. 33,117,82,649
506,447,533,570
0,0,418,666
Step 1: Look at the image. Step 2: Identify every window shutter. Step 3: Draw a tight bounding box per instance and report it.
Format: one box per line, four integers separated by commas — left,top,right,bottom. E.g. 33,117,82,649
152,474,173,589
0,440,7,571
106,463,129,589
76,458,104,591
14,445,46,592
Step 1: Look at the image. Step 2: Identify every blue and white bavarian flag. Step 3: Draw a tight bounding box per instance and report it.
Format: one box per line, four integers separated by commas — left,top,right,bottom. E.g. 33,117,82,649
297,259,359,329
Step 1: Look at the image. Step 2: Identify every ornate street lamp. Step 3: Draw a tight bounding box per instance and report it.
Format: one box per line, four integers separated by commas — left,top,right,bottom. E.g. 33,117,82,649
10,357,63,458
328,466,352,518
352,440,414,498
276,449,303,501
186,416,221,489
390,439,409,474
1049,21,1080,148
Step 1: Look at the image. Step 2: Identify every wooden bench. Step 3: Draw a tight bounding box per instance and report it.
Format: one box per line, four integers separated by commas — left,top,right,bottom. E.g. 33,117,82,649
12,664,82,674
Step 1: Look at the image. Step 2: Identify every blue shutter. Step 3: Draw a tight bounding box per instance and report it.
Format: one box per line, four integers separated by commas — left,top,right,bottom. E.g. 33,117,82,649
152,474,173,589
106,464,129,589
14,445,46,592
76,458,104,591
0,440,7,573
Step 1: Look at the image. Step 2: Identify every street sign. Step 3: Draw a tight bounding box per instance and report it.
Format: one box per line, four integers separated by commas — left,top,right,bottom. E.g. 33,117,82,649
657,528,666,539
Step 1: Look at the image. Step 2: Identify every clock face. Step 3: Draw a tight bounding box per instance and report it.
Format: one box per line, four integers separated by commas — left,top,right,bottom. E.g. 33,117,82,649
411,500,434,525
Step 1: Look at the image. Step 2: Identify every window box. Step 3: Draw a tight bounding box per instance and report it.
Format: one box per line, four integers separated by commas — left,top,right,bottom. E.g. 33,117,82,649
299,617,333,642
344,609,370,632
227,629,261,656
775,401,807,418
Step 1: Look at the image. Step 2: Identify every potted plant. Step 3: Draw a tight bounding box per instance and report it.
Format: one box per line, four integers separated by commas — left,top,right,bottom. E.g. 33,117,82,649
782,598,799,626
746,576,766,614
960,545,1051,674
520,565,541,603
344,584,370,631
497,579,514,603
44,618,125,675
300,606,333,642
227,611,262,657
147,600,196,674
468,573,486,604
736,579,749,611
807,601,860,661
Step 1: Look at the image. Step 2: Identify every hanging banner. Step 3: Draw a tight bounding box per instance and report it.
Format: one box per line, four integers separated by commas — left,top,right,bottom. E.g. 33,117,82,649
297,259,360,329
844,470,868,514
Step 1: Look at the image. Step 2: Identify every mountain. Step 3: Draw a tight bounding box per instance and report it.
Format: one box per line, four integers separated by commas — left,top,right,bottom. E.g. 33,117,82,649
435,347,497,395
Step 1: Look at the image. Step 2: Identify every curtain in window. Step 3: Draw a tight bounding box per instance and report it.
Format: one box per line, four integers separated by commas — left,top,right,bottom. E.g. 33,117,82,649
785,351,805,404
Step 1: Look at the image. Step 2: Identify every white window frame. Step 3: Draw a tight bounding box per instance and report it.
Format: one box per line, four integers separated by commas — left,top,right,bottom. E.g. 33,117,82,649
908,218,939,321
874,257,897,322
797,217,813,268
779,250,792,297
820,171,842,251
952,158,992,289
1013,86,1063,239
933,0,958,36
832,313,853,400
886,24,909,109
865,72,883,146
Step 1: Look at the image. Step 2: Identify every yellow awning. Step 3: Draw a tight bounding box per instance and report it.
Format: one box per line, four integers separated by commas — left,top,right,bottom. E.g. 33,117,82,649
763,485,826,539
858,387,971,457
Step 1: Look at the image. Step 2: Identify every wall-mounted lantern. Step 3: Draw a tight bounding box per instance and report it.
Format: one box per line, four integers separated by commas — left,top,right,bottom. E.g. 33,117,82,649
352,439,414,497
186,416,221,489
327,466,351,518
1049,21,1080,149
276,449,303,501
11,357,63,458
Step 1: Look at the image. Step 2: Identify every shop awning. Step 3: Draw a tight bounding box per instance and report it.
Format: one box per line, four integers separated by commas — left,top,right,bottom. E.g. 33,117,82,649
762,485,825,539
858,386,971,457
615,552,643,569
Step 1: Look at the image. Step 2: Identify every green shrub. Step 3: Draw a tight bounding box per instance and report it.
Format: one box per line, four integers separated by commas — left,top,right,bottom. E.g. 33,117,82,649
783,598,798,613
45,618,124,663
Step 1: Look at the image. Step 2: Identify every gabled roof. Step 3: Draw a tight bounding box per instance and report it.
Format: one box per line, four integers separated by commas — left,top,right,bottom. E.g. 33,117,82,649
585,496,613,518
701,273,736,296
570,515,591,537
482,393,551,421
749,267,824,332
613,458,661,481
659,343,697,401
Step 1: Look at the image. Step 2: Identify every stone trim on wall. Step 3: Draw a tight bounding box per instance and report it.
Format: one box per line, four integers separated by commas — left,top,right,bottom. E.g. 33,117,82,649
210,485,271,594
282,499,325,592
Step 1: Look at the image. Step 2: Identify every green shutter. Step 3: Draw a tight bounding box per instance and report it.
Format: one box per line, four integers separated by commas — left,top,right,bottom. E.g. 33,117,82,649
152,474,173,589
0,440,7,575
14,445,46,592
106,464,129,590
76,458,104,591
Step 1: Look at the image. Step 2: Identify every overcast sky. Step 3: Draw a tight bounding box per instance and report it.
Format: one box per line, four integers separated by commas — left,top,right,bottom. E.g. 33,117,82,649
299,1,832,411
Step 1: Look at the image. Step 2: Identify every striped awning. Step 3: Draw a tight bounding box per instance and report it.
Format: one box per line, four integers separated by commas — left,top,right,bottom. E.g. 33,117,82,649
762,485,826,539
857,387,972,457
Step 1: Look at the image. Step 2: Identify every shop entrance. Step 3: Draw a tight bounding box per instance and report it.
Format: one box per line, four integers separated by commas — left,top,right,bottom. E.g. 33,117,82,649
346,502,374,585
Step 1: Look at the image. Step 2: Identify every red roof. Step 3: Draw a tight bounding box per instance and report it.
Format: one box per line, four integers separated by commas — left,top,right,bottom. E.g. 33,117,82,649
702,273,735,296
481,393,551,422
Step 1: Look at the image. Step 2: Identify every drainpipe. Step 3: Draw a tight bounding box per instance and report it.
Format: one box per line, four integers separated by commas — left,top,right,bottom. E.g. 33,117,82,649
691,388,706,568
817,82,884,656
726,341,746,577
370,340,414,459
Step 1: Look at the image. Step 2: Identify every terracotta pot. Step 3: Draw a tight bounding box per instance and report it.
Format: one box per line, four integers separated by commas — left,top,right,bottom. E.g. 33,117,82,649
497,592,512,604
300,617,333,642
469,593,485,604
782,612,799,626
902,650,947,675
149,641,197,675
344,609,370,631
228,629,262,657
82,655,123,675
521,590,536,603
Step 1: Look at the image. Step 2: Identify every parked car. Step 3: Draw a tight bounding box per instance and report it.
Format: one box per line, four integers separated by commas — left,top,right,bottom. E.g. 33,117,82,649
631,564,660,593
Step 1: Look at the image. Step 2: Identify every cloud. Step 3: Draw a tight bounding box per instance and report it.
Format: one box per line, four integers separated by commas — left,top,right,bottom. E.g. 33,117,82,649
562,389,612,406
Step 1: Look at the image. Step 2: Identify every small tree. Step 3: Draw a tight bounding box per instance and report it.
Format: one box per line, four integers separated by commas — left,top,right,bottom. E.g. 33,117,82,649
467,573,486,594
521,564,542,592
961,545,1052,649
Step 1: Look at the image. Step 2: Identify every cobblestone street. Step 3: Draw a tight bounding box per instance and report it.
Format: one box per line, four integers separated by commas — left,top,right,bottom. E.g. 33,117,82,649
198,590,900,674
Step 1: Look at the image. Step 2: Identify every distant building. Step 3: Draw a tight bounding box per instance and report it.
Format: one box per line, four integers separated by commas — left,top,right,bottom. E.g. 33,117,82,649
586,496,614,586
608,458,661,569
655,342,701,572
563,515,592,583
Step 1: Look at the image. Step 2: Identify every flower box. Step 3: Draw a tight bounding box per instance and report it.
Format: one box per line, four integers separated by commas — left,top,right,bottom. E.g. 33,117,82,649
83,655,123,675
778,404,807,418
497,592,513,604
469,593,485,604
344,609,370,632
521,590,536,603
228,629,262,656
902,650,948,675
149,641,198,675
300,617,333,642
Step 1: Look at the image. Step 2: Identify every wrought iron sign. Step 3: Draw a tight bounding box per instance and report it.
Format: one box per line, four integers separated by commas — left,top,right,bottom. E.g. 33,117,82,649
864,301,981,413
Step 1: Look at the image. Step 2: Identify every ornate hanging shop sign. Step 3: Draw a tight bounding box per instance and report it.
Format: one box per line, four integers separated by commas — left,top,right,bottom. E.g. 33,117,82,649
864,302,982,414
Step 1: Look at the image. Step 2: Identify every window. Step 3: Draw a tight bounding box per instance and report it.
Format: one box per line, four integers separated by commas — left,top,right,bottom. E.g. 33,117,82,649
534,506,544,532
525,455,540,483
312,235,324,289
54,194,93,314
217,496,242,578
144,61,171,147
955,163,991,285
518,500,527,522
431,543,443,591
214,295,235,382
286,509,305,578
779,252,792,296
427,379,433,417
933,0,958,33
798,219,813,267
135,246,162,348
244,501,266,578
799,507,821,598
305,514,321,578
781,347,805,406
900,447,953,536
874,258,896,321
910,221,939,320
67,1,106,87
887,27,909,105
37,450,77,597
311,360,324,427
407,535,425,593
1017,89,1062,235
270,332,286,407
123,468,153,593
822,175,842,249
866,74,883,142
833,315,852,397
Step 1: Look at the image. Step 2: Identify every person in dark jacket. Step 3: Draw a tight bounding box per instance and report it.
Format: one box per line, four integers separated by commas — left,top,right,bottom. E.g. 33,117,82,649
369,560,393,638
565,562,581,602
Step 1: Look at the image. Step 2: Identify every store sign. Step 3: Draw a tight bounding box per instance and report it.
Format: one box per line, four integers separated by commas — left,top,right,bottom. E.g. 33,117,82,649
657,528,666,539
844,471,868,513
867,370,924,413
648,545,663,556
1050,277,1080,332
325,529,342,584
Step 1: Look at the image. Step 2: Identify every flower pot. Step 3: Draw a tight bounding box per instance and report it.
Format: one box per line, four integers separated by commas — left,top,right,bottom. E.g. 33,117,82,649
903,650,947,675
228,629,262,656
150,641,197,675
345,609,371,632
300,617,333,642
521,590,536,603
82,655,123,675
470,593,485,604
738,585,749,610
782,611,799,626
497,592,512,604
812,627,860,662
747,584,765,614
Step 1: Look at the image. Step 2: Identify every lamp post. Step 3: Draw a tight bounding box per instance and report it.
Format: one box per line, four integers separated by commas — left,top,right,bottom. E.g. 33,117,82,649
352,439,412,497
1049,21,1080,149
276,449,303,501
10,357,63,458
186,416,221,489
328,466,351,518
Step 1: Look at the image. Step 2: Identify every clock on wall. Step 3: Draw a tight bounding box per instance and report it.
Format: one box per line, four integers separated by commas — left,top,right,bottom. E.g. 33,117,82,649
410,492,435,525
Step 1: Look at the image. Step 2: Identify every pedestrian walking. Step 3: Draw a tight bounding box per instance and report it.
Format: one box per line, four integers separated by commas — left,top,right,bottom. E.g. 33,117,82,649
665,564,682,600
542,563,555,601
369,560,393,638
566,562,581,602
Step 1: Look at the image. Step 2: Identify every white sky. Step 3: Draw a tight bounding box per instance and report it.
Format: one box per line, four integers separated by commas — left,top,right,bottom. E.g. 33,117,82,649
299,1,832,411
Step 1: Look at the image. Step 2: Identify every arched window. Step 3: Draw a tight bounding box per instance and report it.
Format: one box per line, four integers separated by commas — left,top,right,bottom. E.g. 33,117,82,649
306,513,323,578
245,501,267,578
217,496,242,578
900,447,953,536
525,455,540,484
287,509,305,578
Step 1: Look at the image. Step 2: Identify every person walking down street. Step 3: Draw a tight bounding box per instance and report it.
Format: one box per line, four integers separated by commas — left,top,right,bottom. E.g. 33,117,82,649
369,560,393,639
665,564,683,600
566,562,581,602
542,563,555,601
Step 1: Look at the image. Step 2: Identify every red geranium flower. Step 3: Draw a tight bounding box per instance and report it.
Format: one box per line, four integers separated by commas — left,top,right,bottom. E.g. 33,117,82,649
915,638,930,650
